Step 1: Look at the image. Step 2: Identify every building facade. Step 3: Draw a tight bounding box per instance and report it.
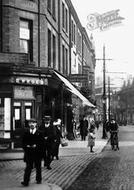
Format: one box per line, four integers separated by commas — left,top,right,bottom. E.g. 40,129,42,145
0,0,95,147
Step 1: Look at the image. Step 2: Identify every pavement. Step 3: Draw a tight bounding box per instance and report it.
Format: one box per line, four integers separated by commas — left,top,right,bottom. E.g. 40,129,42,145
0,126,109,190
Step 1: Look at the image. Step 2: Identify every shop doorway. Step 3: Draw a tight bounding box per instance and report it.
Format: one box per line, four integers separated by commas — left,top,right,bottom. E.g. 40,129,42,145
13,101,34,147
13,101,33,129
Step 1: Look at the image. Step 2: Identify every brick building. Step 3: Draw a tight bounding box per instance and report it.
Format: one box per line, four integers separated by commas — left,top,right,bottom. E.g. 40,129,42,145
0,0,95,147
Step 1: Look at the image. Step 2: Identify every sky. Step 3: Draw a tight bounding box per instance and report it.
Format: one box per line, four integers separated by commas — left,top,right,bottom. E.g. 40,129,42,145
71,0,134,86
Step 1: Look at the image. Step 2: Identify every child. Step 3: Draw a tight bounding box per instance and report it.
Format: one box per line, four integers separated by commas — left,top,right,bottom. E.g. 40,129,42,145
87,128,95,153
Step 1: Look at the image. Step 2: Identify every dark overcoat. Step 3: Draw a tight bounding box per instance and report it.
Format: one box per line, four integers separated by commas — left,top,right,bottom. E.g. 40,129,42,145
22,128,44,163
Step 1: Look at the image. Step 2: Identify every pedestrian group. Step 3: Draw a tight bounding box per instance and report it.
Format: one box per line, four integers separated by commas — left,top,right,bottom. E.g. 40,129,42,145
21,115,100,186
21,116,64,186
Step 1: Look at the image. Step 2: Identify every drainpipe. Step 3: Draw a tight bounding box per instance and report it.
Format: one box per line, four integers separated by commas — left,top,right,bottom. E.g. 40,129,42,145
0,0,3,52
38,0,40,67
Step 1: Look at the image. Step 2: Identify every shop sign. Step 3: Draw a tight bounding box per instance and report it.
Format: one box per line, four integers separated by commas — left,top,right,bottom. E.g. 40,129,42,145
14,86,35,99
14,77,48,85
87,9,124,31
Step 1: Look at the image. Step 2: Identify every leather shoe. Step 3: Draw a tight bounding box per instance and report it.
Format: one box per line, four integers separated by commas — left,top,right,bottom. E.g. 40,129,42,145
47,166,52,170
56,156,59,160
21,181,29,186
37,181,42,184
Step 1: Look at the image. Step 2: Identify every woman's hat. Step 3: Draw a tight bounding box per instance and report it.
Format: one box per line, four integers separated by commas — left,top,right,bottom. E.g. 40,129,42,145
53,118,61,126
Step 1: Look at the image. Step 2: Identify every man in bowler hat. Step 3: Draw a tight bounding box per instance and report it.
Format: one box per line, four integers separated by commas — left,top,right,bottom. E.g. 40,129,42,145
21,118,44,186
39,116,55,170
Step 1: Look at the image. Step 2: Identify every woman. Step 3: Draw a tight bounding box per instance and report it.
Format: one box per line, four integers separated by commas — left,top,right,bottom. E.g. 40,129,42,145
87,128,95,153
52,119,63,160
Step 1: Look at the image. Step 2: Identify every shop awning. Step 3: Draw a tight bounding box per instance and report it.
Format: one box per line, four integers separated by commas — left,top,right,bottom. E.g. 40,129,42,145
54,71,95,108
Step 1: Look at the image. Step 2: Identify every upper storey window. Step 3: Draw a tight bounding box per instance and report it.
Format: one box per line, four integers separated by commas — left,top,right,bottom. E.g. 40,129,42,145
62,2,68,34
20,19,33,61
71,19,76,45
47,0,56,20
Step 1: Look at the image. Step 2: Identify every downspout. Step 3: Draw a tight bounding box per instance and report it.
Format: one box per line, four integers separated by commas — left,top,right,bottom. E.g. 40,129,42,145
0,0,3,52
38,0,40,67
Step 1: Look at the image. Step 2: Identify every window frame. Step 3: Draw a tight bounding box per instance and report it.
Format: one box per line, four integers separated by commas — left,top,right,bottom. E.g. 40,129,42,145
19,18,33,61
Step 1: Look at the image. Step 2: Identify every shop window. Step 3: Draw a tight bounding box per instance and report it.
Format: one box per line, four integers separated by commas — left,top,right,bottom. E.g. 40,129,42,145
0,98,11,138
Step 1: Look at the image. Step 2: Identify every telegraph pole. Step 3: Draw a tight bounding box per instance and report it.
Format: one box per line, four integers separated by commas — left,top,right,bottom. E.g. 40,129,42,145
96,45,112,139
102,45,107,138
106,72,126,123
108,76,111,122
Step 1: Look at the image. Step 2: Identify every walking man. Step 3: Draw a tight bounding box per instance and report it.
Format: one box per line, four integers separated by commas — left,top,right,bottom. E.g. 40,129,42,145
39,116,55,170
79,115,88,141
21,118,44,186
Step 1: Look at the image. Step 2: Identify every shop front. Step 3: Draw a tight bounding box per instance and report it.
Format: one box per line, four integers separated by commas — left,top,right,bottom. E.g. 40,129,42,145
0,65,95,148
0,67,72,147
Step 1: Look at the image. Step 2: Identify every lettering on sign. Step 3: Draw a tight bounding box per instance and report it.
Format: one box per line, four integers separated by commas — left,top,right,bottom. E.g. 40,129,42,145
87,9,124,31
14,86,35,99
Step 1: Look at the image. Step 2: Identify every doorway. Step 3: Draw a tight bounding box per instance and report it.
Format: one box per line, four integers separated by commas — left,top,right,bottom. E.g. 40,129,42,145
13,100,34,147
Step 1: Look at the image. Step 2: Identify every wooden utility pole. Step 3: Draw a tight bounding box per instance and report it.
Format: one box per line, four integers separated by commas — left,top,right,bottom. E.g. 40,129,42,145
96,45,112,139
108,76,111,122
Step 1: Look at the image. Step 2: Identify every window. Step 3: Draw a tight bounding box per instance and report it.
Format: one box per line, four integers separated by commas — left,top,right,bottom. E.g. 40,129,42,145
0,98,11,138
65,8,68,33
74,24,76,44
53,34,56,68
62,45,68,75
20,19,33,61
71,20,76,45
47,0,51,11
71,20,73,42
65,48,68,75
62,3,68,34
62,2,65,29
47,0,56,19
52,0,56,18
62,45,65,74
48,29,51,67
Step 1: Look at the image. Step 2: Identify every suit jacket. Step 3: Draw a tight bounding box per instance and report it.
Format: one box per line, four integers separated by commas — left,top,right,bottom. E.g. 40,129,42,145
39,123,55,147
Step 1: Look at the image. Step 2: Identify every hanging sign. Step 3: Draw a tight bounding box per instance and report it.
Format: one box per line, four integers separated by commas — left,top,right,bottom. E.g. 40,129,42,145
87,9,124,31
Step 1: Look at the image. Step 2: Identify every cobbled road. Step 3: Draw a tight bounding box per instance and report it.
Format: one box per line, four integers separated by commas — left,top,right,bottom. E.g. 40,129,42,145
1,126,134,190
67,126,134,190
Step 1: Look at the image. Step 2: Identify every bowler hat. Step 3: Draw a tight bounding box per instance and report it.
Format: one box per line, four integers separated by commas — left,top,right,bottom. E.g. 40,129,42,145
43,115,51,121
28,118,37,123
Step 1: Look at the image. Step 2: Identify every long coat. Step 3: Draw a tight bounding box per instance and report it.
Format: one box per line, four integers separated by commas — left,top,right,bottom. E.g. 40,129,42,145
22,128,44,163
52,125,63,156
39,123,55,148
79,119,88,136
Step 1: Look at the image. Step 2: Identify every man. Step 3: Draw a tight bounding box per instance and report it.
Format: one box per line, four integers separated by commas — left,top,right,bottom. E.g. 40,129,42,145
21,118,44,186
79,116,88,141
109,118,119,150
39,116,55,170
